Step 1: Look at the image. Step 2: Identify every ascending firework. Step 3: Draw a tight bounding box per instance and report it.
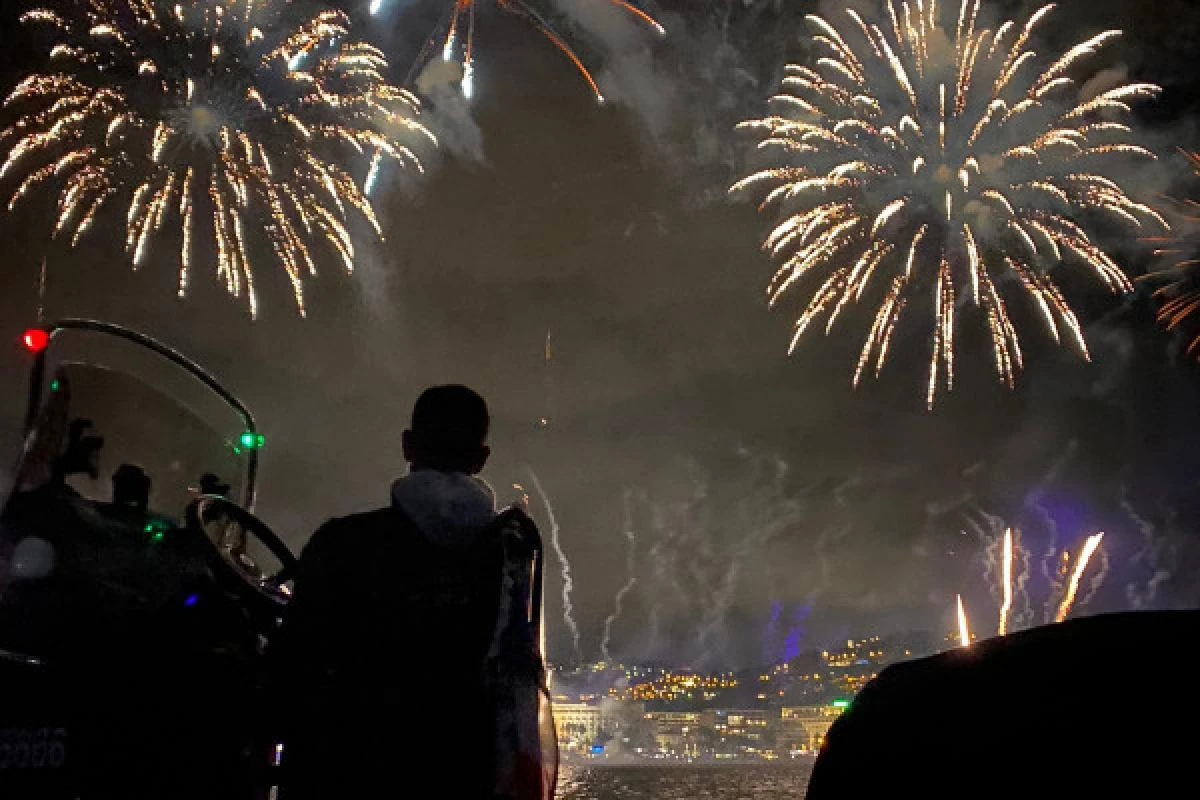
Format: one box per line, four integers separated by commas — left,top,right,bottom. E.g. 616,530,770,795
1146,152,1200,359
1055,532,1104,623
997,528,1013,635
3,0,434,316
374,0,664,102
733,0,1164,407
956,593,971,647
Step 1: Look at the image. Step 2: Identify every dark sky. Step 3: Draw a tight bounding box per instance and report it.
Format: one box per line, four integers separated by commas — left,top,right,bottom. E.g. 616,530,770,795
2,0,1200,668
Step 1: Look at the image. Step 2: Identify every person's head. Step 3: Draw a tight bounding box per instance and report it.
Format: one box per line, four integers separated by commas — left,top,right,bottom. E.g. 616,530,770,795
402,385,491,475
112,463,151,511
59,419,103,481
198,473,230,497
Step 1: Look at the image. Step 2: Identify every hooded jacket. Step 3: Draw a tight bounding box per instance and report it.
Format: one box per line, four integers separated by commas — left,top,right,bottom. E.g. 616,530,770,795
275,471,504,797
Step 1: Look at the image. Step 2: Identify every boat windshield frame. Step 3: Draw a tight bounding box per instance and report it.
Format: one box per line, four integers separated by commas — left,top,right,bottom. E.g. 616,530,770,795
17,319,260,511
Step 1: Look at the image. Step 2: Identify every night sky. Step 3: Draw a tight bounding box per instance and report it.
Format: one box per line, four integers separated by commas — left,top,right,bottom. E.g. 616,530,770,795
2,0,1200,668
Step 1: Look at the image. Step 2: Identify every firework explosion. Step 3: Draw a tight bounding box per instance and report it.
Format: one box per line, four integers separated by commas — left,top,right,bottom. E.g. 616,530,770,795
1147,152,1200,358
373,0,664,102
3,0,434,316
733,0,1165,407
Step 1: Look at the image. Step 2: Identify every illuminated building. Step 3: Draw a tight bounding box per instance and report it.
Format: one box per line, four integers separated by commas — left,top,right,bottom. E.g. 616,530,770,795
553,702,602,753
644,711,706,756
711,709,772,757
778,703,847,753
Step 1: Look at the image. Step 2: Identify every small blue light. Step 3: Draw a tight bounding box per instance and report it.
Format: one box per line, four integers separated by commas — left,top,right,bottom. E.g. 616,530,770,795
590,745,604,754
184,593,200,607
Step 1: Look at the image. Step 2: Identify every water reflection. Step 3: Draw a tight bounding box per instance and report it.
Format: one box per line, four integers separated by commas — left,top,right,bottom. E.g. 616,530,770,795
557,763,813,800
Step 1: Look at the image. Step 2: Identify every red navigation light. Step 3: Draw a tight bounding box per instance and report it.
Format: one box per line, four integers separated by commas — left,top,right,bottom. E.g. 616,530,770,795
22,329,50,353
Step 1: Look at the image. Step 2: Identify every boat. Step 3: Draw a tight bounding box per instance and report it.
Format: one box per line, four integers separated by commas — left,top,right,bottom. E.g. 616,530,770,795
0,320,298,799
806,610,1200,800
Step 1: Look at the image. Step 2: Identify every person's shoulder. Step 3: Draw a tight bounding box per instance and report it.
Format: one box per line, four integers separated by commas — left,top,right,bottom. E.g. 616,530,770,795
302,507,404,557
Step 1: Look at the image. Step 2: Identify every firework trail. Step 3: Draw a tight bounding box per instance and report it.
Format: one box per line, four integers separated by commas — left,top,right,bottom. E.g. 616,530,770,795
526,466,583,664
1041,546,1073,622
1077,545,1109,611
696,454,802,665
2,0,432,316
601,489,639,663
36,257,48,323
1055,533,1105,623
641,505,673,659
373,0,664,102
541,328,554,430
1120,484,1172,610
998,528,1013,635
1025,442,1075,610
1145,151,1200,358
733,0,1164,406
967,507,1033,631
956,594,971,647
807,472,860,598
1011,531,1033,629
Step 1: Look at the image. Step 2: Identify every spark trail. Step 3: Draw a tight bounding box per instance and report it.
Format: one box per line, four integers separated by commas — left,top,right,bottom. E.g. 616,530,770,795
1120,484,1171,610
733,0,1164,406
601,490,639,663
1146,152,1200,358
374,0,664,102
526,466,583,664
1055,533,1105,623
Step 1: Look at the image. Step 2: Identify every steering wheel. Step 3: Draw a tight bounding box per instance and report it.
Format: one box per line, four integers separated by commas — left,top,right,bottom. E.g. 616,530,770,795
185,496,299,609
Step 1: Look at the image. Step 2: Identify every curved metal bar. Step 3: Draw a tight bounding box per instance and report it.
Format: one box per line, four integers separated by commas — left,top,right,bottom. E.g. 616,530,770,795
21,319,259,510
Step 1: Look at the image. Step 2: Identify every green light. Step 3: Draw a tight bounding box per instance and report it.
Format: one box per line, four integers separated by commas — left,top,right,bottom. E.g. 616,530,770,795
152,532,165,542
239,432,265,450
144,523,154,533
50,379,61,392
832,699,850,709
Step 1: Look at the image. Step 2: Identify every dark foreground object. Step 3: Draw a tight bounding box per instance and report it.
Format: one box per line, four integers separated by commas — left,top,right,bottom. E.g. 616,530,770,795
807,611,1200,800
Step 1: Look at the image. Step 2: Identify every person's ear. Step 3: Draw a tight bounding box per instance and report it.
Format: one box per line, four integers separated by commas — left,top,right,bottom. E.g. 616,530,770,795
471,445,491,475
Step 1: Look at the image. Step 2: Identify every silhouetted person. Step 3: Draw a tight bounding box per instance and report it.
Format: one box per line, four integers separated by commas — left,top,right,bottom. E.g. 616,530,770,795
52,419,103,489
275,386,508,799
197,473,230,498
195,473,242,549
111,464,151,513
